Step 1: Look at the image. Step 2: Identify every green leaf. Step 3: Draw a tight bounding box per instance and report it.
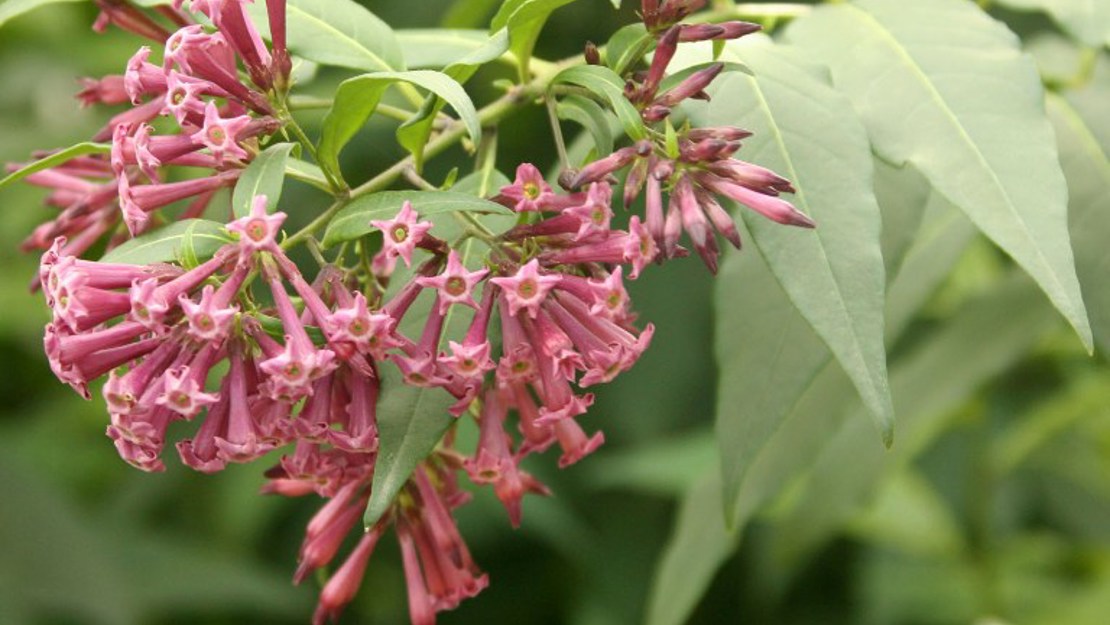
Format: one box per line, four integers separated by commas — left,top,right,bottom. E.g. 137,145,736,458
321,190,512,248
848,470,966,558
491,0,582,80
874,158,930,280
992,371,1110,475
645,473,736,625
775,270,1062,563
318,71,481,183
396,30,509,170
605,23,651,75
232,143,293,218
556,94,615,158
0,0,81,29
715,192,975,525
786,0,1094,352
883,200,979,341
362,365,456,529
713,231,830,526
246,0,404,72
442,0,502,28
362,212,506,529
587,429,716,496
0,142,109,193
396,28,509,69
550,65,647,141
1048,92,1110,354
996,0,1110,48
452,168,511,198
101,219,231,265
699,38,894,445
284,156,330,192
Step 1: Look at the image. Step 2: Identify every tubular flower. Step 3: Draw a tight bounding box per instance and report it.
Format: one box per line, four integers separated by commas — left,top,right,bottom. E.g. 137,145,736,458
11,2,822,624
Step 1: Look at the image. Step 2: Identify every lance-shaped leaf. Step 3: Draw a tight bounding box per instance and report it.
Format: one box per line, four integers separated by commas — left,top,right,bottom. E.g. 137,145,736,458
995,0,1110,48
396,28,509,69
0,0,81,29
605,23,651,75
651,358,859,625
786,0,1093,352
322,190,512,248
284,157,329,192
1049,90,1110,354
232,143,293,218
556,94,614,158
247,0,404,72
101,219,231,265
362,365,456,530
694,38,894,445
0,142,109,192
490,0,581,80
645,473,735,625
714,188,976,527
318,71,481,183
397,30,509,170
363,208,510,529
550,65,647,141
775,270,1062,564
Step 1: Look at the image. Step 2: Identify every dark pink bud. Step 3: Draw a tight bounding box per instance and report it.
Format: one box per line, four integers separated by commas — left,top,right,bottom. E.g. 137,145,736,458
311,525,384,625
655,63,724,108
641,26,681,101
76,75,130,107
93,0,171,42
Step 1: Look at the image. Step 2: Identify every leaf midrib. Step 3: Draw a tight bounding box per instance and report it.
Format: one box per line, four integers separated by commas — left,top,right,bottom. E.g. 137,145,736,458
845,4,1073,312
721,57,889,424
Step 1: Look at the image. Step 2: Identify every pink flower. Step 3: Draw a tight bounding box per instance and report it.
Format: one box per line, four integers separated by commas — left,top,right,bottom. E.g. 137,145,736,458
227,194,287,252
370,201,434,271
497,163,558,212
490,259,561,319
195,101,252,163
416,250,489,314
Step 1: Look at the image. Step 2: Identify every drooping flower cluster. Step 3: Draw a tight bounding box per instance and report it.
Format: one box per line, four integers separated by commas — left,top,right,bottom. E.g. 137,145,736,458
14,0,288,265
14,2,814,625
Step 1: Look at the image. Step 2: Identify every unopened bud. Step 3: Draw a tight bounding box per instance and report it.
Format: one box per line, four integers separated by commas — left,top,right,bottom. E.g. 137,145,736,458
584,41,601,66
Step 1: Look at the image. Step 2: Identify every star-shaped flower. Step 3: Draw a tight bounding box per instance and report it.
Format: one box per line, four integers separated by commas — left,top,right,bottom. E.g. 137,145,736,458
490,260,561,319
416,250,489,314
156,366,219,418
499,163,556,212
227,194,287,252
195,101,252,163
370,201,433,269
180,284,238,343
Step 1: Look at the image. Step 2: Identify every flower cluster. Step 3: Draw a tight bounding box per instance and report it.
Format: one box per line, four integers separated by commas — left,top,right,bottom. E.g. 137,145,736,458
15,0,288,265
569,4,814,273
40,180,654,622
15,1,813,624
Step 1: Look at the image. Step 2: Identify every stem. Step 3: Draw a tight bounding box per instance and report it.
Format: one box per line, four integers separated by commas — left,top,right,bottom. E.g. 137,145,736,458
545,96,571,170
286,95,333,110
474,130,499,198
397,83,428,109
282,112,345,193
403,165,439,191
348,84,540,199
282,199,344,250
278,0,779,252
306,237,328,267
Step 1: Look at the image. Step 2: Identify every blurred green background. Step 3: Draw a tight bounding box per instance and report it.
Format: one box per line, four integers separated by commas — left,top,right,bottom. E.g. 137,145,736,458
2,1,1109,625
